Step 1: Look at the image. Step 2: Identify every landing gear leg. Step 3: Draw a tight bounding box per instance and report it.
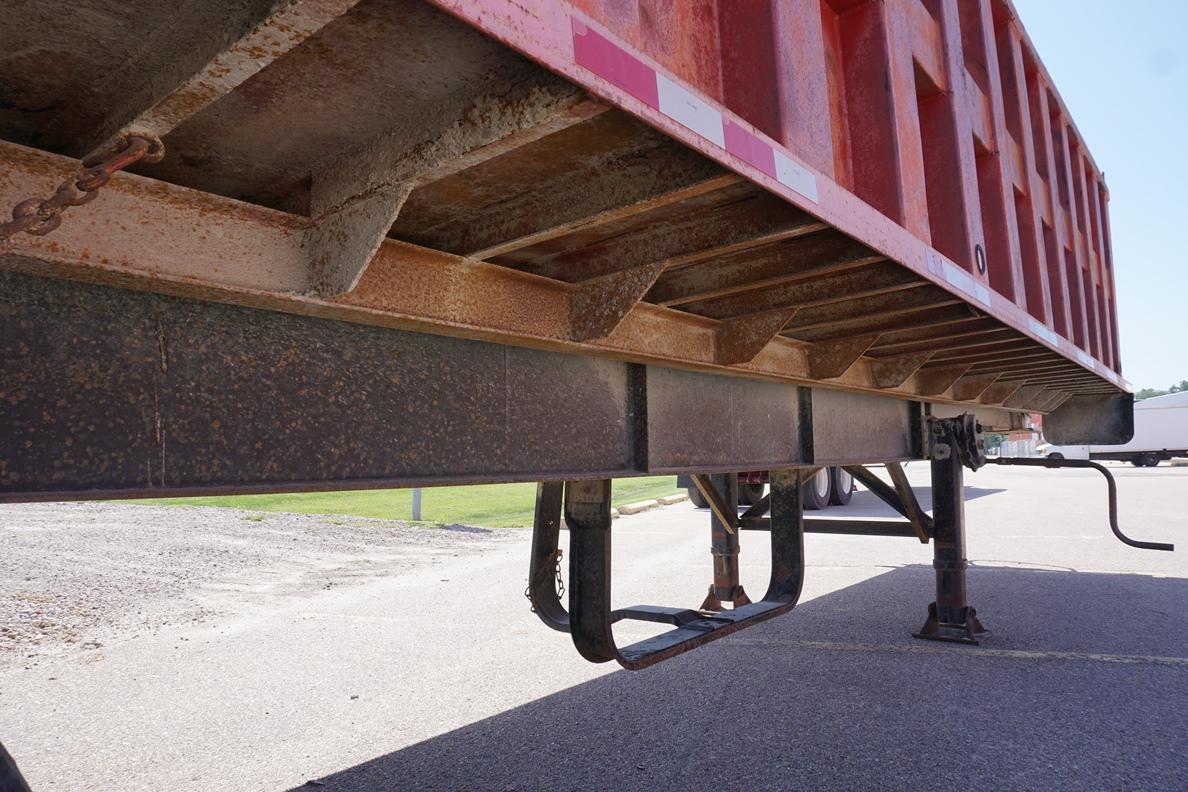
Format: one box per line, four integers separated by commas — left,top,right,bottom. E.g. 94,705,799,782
914,417,989,644
700,472,751,610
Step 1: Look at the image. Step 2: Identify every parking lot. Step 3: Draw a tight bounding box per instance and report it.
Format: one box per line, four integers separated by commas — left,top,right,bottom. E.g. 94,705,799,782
1,464,1186,790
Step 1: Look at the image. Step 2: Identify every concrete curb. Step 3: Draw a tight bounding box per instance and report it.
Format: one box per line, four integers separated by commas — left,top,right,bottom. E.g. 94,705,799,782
617,492,689,516
565,493,689,524
617,499,659,515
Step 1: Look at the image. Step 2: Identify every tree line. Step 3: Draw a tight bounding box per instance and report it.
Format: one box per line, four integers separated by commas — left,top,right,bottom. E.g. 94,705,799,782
1136,380,1188,400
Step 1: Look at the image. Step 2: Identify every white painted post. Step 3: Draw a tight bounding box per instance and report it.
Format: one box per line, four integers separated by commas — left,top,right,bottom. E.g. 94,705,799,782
411,488,422,521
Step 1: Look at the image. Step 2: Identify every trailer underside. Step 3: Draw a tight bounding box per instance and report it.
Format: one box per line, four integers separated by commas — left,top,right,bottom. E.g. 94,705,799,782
0,0,1160,706
1,1,1127,437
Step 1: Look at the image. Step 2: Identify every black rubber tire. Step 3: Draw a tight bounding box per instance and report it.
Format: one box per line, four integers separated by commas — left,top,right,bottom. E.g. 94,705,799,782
828,467,854,506
1138,453,1161,468
687,485,708,509
1048,452,1065,461
738,481,765,505
802,468,832,510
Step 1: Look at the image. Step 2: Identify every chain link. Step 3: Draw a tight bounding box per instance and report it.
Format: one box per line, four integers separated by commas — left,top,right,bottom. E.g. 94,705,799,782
524,548,564,612
0,134,165,242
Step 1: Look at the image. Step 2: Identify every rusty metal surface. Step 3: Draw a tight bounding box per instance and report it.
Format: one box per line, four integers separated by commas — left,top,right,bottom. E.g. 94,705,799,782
809,390,918,464
1,271,945,501
0,0,1127,418
0,137,1118,416
1044,393,1135,446
0,271,634,499
0,134,163,240
643,367,804,472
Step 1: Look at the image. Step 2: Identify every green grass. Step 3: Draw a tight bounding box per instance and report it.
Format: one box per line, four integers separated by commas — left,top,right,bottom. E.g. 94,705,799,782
130,476,683,528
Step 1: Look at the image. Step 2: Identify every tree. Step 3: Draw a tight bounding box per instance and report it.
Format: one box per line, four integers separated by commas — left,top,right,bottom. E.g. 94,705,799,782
1136,380,1188,400
1136,387,1167,400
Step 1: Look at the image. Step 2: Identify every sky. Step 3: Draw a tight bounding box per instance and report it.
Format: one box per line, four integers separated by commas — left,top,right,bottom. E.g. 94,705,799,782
1012,0,1187,390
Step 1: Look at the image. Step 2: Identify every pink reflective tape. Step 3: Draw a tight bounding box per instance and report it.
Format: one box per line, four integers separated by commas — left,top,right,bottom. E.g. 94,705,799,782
723,119,777,179
571,20,659,109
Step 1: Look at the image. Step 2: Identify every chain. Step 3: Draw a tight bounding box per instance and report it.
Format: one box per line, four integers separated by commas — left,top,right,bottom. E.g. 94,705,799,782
552,549,565,599
0,134,165,242
524,548,564,612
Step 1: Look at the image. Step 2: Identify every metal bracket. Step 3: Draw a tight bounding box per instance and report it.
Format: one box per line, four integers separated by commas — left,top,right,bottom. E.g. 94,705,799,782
929,413,985,470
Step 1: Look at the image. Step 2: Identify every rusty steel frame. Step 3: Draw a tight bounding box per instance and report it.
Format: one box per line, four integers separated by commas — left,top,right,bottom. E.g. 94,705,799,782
0,0,1130,430
1,270,943,501
0,140,1104,415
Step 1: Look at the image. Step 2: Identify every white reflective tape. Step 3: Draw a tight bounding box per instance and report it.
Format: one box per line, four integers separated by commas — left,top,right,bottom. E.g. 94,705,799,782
1075,349,1095,368
656,73,725,148
773,150,819,204
1028,318,1060,346
934,254,992,306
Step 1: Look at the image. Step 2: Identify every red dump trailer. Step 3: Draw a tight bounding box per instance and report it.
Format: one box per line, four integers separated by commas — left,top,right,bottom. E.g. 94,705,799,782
0,4,1172,760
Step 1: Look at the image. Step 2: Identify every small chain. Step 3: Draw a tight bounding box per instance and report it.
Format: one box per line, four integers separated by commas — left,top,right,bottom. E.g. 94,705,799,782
0,134,165,242
524,548,564,612
553,549,565,600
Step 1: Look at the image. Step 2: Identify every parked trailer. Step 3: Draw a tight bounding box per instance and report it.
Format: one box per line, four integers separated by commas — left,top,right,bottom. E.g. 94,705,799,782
681,468,853,510
1040,391,1188,466
0,1,1176,776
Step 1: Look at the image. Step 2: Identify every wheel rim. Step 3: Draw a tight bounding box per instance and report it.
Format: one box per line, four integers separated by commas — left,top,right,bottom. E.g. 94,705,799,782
813,468,830,499
835,468,852,495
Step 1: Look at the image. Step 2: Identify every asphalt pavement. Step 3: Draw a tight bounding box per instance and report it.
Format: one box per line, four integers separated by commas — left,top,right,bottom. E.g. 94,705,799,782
1,463,1185,790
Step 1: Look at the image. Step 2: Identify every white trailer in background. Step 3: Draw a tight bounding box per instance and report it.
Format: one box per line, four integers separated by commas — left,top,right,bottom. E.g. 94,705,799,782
1041,391,1188,466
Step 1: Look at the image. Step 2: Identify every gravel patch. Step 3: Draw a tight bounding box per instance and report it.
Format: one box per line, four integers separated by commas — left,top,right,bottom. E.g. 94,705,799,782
0,502,512,669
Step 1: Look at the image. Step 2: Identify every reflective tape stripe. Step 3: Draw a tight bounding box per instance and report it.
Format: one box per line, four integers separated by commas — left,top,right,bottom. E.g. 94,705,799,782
572,18,818,204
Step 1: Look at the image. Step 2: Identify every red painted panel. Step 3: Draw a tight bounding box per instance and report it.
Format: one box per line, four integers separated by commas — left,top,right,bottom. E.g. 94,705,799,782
717,0,782,140
426,0,1128,387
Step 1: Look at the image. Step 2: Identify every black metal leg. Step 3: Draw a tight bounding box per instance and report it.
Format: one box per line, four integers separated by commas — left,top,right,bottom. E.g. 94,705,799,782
914,419,988,644
566,479,617,663
526,481,568,632
767,469,806,603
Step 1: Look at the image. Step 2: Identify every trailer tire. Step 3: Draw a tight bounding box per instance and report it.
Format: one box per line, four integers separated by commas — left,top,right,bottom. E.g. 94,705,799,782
738,481,765,505
802,468,831,510
687,486,708,509
828,467,854,506
1048,452,1064,460
1137,452,1160,468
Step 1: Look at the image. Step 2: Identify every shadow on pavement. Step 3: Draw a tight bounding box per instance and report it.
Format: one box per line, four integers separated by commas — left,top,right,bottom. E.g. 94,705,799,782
836,485,1006,518
300,566,1188,791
